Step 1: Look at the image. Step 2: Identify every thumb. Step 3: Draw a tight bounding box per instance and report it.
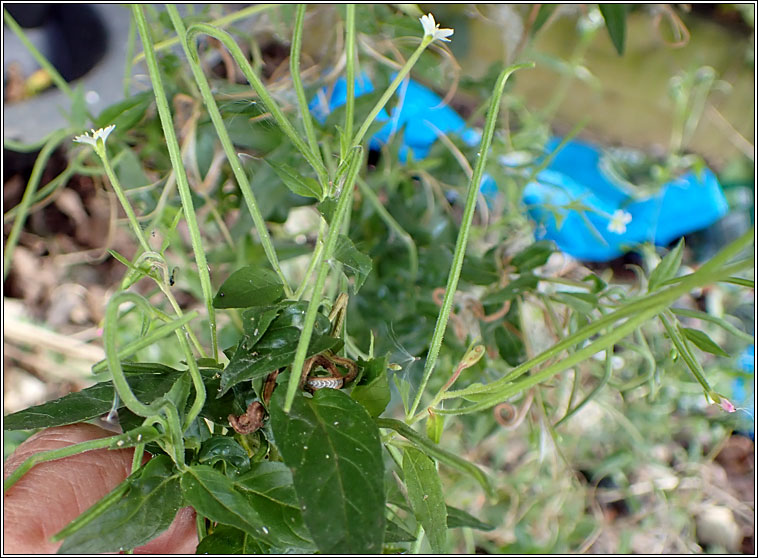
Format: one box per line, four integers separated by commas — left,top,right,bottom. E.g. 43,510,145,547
3,423,197,553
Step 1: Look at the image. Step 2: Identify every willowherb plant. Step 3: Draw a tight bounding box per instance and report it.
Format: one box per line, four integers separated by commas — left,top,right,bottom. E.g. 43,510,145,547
3,4,753,554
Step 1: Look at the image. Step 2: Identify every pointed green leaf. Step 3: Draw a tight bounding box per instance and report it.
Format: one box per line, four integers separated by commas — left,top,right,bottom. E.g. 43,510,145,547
598,4,628,55
234,462,315,550
481,273,539,306
403,447,448,553
532,4,558,35
446,505,495,531
57,456,181,553
195,525,269,554
3,367,184,431
181,465,271,543
681,327,730,358
269,389,385,554
213,266,285,309
241,304,284,346
266,160,323,200
334,234,373,293
511,240,554,272
351,356,391,417
648,238,684,291
198,436,251,472
385,518,417,542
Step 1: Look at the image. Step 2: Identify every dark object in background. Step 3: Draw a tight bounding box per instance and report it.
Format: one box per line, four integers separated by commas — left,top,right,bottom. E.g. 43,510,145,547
5,4,108,82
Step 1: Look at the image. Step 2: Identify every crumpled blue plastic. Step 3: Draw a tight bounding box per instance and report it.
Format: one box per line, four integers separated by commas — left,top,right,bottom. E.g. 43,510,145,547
309,74,729,262
523,137,730,261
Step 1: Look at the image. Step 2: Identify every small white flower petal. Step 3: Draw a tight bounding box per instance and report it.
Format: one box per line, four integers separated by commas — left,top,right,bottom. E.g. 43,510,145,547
73,133,97,147
607,209,632,234
72,124,115,150
94,124,116,142
419,12,454,43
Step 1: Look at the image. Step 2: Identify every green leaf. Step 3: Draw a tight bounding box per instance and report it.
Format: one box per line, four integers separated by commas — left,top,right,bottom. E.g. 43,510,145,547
269,389,385,554
3,367,183,431
532,4,558,35
196,525,269,554
598,4,628,55
57,456,181,553
241,304,284,346
317,198,338,225
334,234,373,293
482,273,539,306
552,292,598,315
385,518,417,542
446,505,494,531
494,325,526,367
234,462,315,550
266,160,323,200
648,238,684,291
510,240,554,272
95,93,151,131
213,266,285,309
681,327,730,358
426,410,444,444
351,356,391,417
403,447,448,553
198,436,251,472
181,465,271,542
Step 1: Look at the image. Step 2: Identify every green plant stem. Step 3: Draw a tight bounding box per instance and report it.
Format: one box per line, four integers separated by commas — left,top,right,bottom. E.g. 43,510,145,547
283,147,364,413
3,129,70,279
133,4,277,63
167,5,292,297
423,255,753,418
4,425,160,492
351,37,433,149
660,311,714,399
92,310,198,373
185,22,329,194
123,15,137,97
133,5,218,360
100,151,152,254
343,4,356,158
554,343,614,427
410,524,425,554
176,329,207,431
406,62,533,421
357,177,418,281
670,307,754,343
293,218,328,300
4,151,88,223
291,4,322,162
3,9,75,101
376,418,493,496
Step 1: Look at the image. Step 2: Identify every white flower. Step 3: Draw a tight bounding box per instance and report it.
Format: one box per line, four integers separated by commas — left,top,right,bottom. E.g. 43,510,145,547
419,13,454,43
607,209,632,234
73,124,115,149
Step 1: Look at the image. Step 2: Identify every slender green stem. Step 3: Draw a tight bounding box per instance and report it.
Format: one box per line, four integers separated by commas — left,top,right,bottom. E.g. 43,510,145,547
351,37,431,149
283,147,364,413
167,5,292,297
92,310,198,373
4,151,87,223
4,425,160,492
4,129,70,279
100,151,152,253
376,418,493,496
410,524,425,554
554,343,614,427
123,15,137,97
104,292,173,417
343,5,356,158
670,307,754,343
660,311,715,398
439,248,753,403
357,177,418,281
133,5,277,63
406,62,534,421
185,23,329,193
291,5,322,162
3,9,75,101
134,5,218,360
293,218,328,300
176,329,207,431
